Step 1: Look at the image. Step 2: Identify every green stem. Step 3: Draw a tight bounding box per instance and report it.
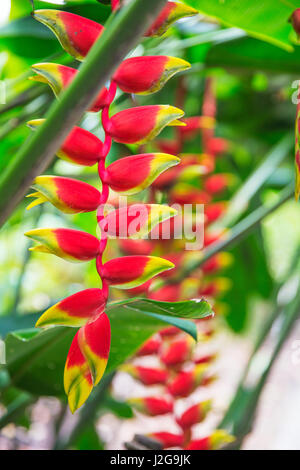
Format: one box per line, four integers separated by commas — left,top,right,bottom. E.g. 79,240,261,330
0,0,168,228
179,184,294,280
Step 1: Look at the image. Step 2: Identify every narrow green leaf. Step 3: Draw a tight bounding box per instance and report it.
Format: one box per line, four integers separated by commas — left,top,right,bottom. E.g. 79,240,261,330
183,0,296,51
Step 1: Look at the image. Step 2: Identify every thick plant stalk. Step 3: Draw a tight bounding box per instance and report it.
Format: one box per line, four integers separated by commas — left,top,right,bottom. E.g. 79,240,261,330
0,0,168,228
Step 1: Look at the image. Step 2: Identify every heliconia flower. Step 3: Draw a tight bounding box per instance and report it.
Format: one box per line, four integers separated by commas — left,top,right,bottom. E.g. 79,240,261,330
128,396,173,416
178,116,215,140
100,204,177,239
27,119,104,166
185,430,235,450
206,137,229,156
104,105,185,145
205,201,227,223
64,331,93,414
113,56,190,95
125,280,152,296
78,313,111,385
25,228,100,262
199,278,232,297
119,364,169,385
147,432,184,449
35,288,107,328
145,1,198,37
168,364,210,397
176,400,212,430
160,337,194,367
27,176,101,214
119,239,153,256
100,255,174,289
31,63,108,112
33,10,104,61
202,252,233,274
204,174,233,195
103,153,180,196
136,336,161,357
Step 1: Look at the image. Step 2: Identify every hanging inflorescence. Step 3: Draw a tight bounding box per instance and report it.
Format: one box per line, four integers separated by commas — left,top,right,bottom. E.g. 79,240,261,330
24,1,198,413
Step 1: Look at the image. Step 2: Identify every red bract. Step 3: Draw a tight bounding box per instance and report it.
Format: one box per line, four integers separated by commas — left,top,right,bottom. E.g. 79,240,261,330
31,63,109,112
176,400,212,430
27,176,101,214
33,10,104,60
129,396,174,416
168,365,210,397
185,430,234,450
136,337,161,357
25,228,101,262
104,105,185,144
145,1,198,37
120,364,169,386
113,56,190,95
148,432,184,449
160,337,194,367
36,288,107,328
28,120,104,166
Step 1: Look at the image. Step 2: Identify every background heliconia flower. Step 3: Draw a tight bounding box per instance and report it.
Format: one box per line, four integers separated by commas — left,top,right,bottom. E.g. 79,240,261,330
168,364,210,397
128,396,174,416
136,337,161,357
100,255,174,289
64,331,93,414
145,1,198,37
33,10,104,60
113,56,190,95
103,153,180,195
147,432,184,449
100,204,177,239
27,119,104,166
25,228,101,262
104,105,185,144
176,400,212,430
185,430,235,450
36,288,107,328
31,63,108,112
160,336,194,367
27,176,101,214
119,364,169,386
78,313,111,385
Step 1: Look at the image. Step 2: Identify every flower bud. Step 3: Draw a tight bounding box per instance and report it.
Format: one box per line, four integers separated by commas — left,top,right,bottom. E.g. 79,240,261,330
113,56,190,95
36,288,107,328
146,2,198,37
27,176,101,214
25,228,100,262
104,105,184,144
33,10,104,61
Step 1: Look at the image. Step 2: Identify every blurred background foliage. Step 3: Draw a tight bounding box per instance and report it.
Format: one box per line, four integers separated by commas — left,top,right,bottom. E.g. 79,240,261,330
1,0,300,450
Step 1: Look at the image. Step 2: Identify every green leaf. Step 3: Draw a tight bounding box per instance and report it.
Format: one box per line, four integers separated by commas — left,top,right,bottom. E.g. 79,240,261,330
0,17,60,58
206,37,300,73
103,395,134,419
183,0,297,51
3,298,202,396
72,425,103,450
107,297,213,319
